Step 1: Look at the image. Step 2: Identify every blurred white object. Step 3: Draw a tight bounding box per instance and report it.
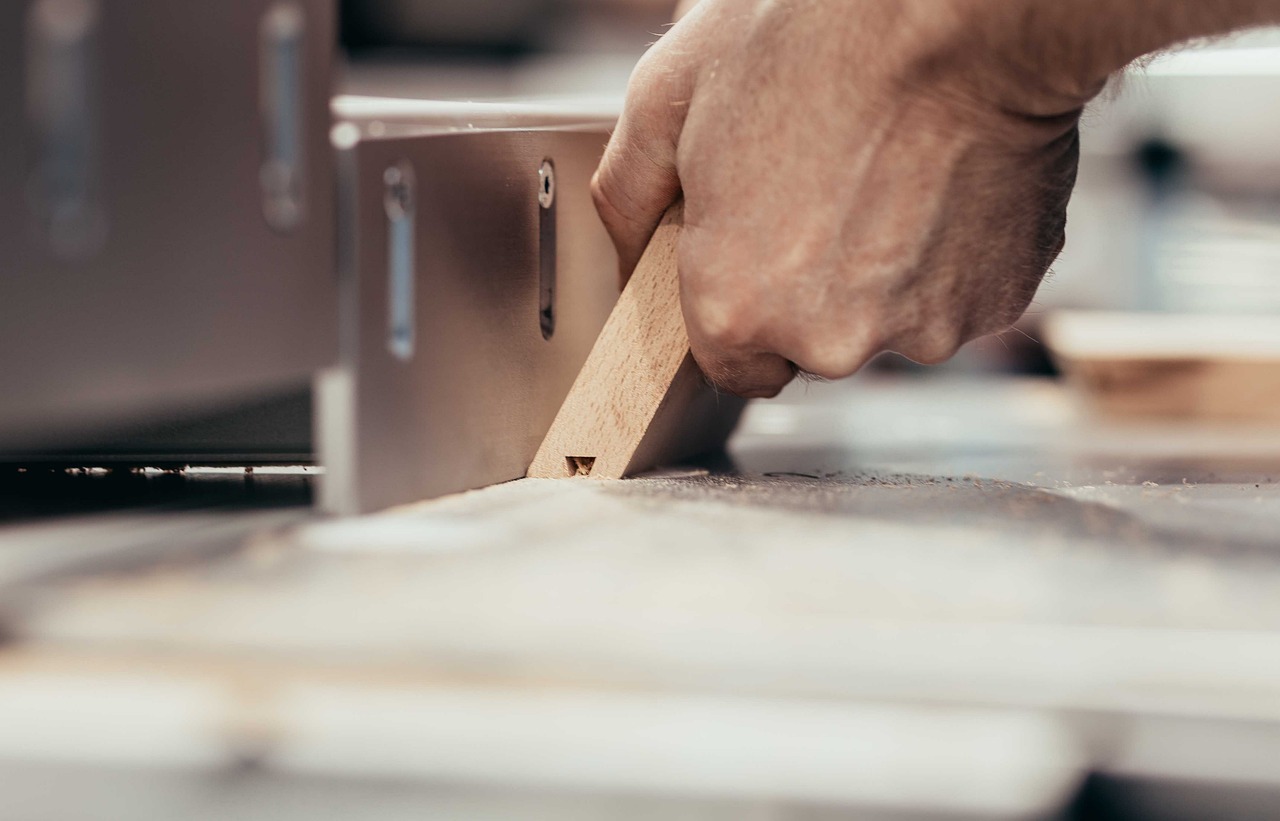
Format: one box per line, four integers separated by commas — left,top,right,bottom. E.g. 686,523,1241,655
1053,30,1280,315
1150,198,1280,313
1045,311,1280,359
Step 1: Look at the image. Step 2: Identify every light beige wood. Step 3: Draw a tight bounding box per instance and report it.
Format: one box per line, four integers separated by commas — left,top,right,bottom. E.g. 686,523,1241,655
1045,311,1280,422
1057,357,1280,422
527,202,743,479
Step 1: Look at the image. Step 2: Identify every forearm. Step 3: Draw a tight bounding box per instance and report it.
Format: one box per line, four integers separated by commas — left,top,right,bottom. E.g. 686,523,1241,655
671,1,1280,117
973,0,1280,108
1069,0,1280,66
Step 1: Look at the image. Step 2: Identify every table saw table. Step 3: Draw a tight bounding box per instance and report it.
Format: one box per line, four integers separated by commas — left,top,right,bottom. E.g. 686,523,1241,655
2,375,1279,820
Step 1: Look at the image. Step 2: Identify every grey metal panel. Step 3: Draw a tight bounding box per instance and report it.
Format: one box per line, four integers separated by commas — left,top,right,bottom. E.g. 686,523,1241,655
0,5,25,331
0,0,337,447
0,389,314,467
320,126,618,513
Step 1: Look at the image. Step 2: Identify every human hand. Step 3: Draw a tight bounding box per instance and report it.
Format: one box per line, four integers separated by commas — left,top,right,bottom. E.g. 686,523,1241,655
592,0,1095,397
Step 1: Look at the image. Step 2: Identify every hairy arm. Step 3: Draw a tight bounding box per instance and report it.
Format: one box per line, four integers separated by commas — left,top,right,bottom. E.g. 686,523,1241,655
596,0,1280,397
977,1,1280,105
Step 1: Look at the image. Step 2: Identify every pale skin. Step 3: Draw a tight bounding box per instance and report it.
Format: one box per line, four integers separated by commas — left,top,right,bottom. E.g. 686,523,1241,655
592,0,1280,397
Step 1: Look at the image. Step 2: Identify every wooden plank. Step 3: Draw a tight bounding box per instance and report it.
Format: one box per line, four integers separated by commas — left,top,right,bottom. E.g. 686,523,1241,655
527,203,744,479
1045,311,1280,422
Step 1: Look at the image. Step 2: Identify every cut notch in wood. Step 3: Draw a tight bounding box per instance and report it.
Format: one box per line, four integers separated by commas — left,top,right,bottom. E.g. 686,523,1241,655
527,201,746,480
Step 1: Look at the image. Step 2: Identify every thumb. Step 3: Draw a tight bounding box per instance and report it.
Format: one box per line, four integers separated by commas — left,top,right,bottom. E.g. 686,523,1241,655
592,50,691,285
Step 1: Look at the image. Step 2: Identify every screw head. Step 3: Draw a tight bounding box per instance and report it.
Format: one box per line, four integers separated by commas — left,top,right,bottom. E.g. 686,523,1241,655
383,162,415,220
538,159,555,209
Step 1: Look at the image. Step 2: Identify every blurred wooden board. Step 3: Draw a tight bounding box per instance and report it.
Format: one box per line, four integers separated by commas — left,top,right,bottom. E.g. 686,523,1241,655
1045,311,1280,422
528,203,743,479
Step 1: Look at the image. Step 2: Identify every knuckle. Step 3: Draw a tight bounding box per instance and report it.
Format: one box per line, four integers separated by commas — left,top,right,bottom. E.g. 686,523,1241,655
901,327,963,365
696,353,792,400
624,59,676,123
589,171,618,218
795,337,878,380
628,51,659,94
621,46,691,144
628,46,669,96
688,291,760,352
589,159,655,238
798,310,884,378
589,170,633,251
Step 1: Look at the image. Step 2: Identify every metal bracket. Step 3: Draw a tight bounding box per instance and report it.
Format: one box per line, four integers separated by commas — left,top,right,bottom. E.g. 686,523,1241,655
25,0,105,259
384,160,416,362
259,1,306,232
538,158,557,340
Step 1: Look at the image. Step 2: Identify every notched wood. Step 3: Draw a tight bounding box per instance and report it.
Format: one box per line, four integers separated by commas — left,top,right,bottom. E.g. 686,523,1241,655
527,202,744,480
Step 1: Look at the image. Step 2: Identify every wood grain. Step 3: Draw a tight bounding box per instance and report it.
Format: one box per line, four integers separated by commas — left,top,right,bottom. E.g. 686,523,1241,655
527,203,744,479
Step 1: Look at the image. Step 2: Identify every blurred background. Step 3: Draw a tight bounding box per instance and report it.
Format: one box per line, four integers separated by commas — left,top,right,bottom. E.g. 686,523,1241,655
340,0,669,96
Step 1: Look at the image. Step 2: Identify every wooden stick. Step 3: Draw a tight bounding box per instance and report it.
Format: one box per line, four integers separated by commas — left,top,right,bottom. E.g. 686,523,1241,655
527,202,744,479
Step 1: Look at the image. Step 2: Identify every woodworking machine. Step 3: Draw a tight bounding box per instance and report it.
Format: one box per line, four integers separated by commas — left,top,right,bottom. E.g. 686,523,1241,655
0,0,624,512
319,98,621,513
1,0,337,443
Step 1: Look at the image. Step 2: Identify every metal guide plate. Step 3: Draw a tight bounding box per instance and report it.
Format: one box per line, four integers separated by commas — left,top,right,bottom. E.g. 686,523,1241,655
320,126,618,513
0,0,337,446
